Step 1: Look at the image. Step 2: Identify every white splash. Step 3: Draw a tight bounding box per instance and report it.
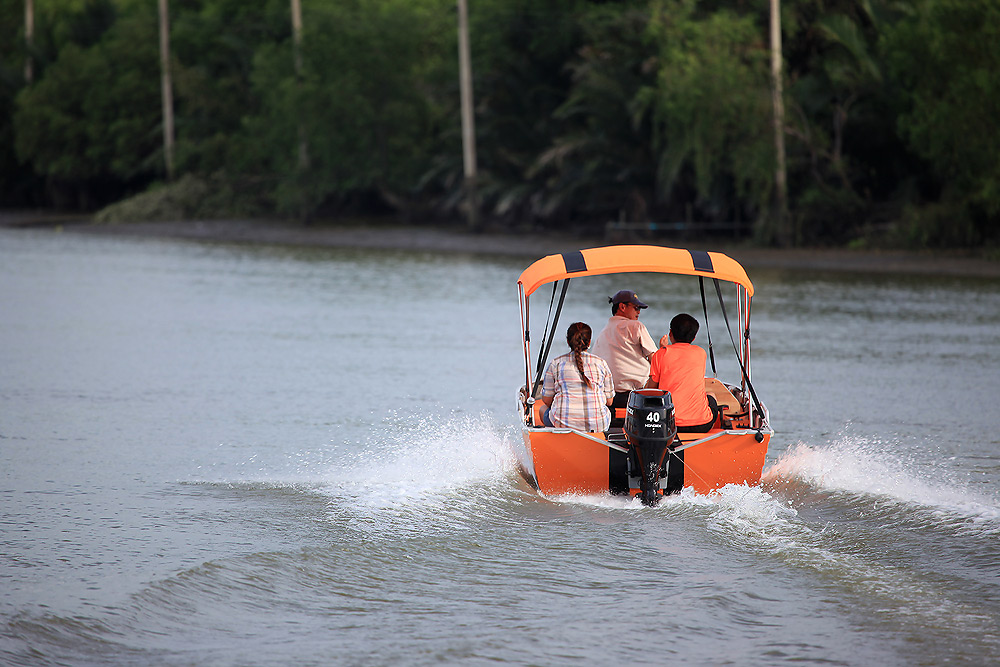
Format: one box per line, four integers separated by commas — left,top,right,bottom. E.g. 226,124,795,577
329,411,514,496
763,435,1000,534
317,411,521,540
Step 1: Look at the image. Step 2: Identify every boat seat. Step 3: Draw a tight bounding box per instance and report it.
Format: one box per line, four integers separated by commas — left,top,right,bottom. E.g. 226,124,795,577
705,377,741,416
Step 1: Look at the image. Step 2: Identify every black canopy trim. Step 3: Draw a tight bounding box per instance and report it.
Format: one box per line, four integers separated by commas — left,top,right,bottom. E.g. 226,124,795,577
689,250,714,273
561,251,587,273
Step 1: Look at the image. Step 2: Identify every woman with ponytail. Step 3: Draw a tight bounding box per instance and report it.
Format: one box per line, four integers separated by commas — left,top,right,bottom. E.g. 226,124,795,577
539,322,615,432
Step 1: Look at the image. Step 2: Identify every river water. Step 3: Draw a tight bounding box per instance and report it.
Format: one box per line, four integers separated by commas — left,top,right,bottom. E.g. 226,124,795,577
2,228,998,666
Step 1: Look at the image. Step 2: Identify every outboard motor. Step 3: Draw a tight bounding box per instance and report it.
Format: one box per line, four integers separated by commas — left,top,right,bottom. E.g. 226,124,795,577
624,389,678,506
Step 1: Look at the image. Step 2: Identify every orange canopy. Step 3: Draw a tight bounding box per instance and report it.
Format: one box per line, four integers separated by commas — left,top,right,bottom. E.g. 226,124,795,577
517,245,754,298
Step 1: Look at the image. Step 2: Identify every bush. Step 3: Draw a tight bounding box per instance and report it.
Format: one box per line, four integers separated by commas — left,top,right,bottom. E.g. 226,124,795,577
93,173,272,223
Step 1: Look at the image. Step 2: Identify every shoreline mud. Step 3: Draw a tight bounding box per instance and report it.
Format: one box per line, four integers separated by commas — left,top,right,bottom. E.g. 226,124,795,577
3,212,999,279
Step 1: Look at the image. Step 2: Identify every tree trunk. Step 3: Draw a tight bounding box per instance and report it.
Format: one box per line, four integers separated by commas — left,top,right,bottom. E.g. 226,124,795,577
770,0,790,246
291,0,309,172
24,0,34,83
158,0,175,182
457,0,480,230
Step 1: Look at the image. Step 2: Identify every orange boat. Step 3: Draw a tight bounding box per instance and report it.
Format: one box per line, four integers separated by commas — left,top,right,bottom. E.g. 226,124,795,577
516,245,772,504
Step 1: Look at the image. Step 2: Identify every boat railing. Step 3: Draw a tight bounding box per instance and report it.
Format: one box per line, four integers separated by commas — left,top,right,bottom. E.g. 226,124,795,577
518,387,770,451
672,426,773,453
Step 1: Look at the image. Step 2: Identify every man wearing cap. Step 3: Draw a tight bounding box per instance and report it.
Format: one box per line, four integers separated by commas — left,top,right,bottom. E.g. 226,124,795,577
590,290,660,417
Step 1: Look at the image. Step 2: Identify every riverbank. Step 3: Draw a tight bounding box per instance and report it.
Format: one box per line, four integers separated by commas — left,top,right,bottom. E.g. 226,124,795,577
3,212,999,279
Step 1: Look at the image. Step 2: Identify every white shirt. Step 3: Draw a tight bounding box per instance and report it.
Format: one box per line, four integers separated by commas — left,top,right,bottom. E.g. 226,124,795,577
590,315,659,392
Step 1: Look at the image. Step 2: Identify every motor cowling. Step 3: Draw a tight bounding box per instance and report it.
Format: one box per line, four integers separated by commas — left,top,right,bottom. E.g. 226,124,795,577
624,389,678,506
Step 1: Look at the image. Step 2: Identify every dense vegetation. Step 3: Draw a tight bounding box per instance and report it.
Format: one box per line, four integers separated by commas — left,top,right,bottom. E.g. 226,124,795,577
2,0,998,247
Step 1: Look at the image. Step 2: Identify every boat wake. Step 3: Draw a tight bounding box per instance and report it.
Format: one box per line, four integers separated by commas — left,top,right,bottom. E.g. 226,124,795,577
762,434,1000,535
314,411,523,540
331,411,515,498
536,434,1000,653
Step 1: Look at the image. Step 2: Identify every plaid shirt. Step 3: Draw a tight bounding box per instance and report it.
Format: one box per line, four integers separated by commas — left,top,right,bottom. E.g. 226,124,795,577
542,352,614,432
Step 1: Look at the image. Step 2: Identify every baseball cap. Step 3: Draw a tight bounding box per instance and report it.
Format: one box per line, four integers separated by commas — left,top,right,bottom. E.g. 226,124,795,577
609,290,647,309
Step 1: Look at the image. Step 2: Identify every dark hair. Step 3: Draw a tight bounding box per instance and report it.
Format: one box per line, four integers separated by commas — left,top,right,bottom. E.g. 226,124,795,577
566,322,593,387
670,313,699,343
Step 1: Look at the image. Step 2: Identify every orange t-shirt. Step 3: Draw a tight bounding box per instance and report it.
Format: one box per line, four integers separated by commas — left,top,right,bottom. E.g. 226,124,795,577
648,343,711,426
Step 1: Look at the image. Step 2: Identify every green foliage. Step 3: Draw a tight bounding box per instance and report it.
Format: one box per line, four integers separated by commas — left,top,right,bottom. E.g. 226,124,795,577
0,0,28,204
781,0,919,244
4,0,998,247
884,0,1000,241
527,4,660,224
93,173,209,223
1,0,121,205
644,0,773,225
170,0,290,174
456,0,590,226
461,1,658,226
13,3,161,206
94,172,269,222
886,202,978,248
243,0,454,218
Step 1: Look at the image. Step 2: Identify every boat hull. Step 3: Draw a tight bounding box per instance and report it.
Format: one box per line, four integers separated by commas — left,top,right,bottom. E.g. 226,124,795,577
518,427,770,497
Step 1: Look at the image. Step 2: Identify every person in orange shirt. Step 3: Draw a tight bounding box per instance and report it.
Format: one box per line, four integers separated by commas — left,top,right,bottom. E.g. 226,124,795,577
644,313,718,432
